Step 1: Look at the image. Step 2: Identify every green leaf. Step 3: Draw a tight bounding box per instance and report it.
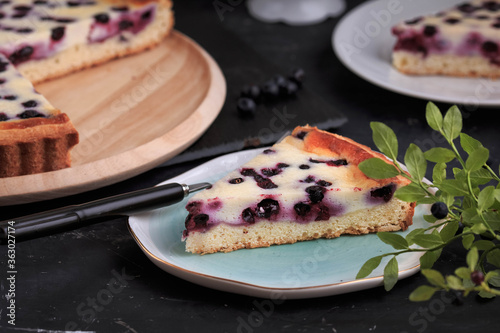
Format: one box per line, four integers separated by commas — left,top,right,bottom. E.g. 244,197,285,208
432,162,447,184
472,240,495,251
462,233,475,250
455,267,471,279
443,105,462,140
405,143,427,182
470,168,494,186
478,186,495,210
394,183,427,202
383,257,399,291
494,189,500,204
485,270,499,283
425,102,443,132
409,285,438,301
420,249,442,270
487,249,500,268
467,247,479,271
440,221,459,243
460,133,483,155
405,228,425,246
377,232,409,250
488,270,500,287
356,256,383,279
465,147,489,172
446,275,464,290
422,269,446,288
412,233,443,248
358,158,400,179
424,147,456,163
478,290,496,298
471,223,487,234
370,122,399,160
438,179,470,196
423,214,439,223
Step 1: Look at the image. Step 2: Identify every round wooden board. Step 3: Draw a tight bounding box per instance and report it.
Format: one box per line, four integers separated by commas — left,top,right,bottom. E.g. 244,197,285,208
0,31,226,206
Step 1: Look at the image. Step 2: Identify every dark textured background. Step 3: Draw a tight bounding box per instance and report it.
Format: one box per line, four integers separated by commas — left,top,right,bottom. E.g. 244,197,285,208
1,1,499,332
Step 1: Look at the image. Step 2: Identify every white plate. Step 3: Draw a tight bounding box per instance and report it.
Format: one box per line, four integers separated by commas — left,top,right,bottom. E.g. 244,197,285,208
333,0,500,106
128,148,430,299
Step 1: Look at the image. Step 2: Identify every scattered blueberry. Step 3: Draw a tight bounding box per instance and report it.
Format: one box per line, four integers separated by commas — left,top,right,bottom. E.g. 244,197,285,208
3,95,16,100
262,80,280,99
470,270,485,285
431,202,449,219
256,199,280,218
277,163,289,169
289,67,305,86
237,97,257,117
0,112,8,121
294,202,311,216
240,84,261,102
263,149,275,154
299,164,310,169
34,0,48,5
281,80,298,97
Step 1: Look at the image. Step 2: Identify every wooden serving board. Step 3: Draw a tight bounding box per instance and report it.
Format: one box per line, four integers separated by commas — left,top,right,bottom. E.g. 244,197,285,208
0,31,226,206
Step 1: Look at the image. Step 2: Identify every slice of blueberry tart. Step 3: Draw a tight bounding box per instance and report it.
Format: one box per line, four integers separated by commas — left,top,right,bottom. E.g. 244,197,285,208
0,0,174,83
391,0,500,78
0,53,78,177
0,0,173,177
183,126,416,254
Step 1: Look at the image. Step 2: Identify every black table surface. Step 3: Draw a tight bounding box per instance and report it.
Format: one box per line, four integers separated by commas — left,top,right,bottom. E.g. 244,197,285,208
2,1,500,332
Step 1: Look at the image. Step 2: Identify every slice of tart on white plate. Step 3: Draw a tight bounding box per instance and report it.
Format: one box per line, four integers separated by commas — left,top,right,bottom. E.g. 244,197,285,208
183,125,415,254
391,0,500,78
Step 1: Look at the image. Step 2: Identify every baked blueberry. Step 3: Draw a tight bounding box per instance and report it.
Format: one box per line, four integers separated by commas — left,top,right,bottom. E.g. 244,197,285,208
294,202,311,216
51,26,65,41
256,199,280,218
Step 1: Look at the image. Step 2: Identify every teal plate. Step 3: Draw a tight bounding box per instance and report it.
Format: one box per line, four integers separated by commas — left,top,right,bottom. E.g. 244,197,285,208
128,148,429,299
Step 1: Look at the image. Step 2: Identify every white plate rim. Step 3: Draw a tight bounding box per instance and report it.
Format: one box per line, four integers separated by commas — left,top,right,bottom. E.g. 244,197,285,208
332,0,500,107
128,148,430,299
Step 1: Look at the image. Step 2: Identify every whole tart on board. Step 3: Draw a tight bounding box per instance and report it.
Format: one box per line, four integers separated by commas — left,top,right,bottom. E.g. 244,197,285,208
183,126,416,254
0,0,174,178
391,0,500,78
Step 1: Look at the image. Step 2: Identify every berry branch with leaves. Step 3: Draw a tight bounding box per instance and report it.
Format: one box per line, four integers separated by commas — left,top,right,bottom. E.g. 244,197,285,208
357,102,500,301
